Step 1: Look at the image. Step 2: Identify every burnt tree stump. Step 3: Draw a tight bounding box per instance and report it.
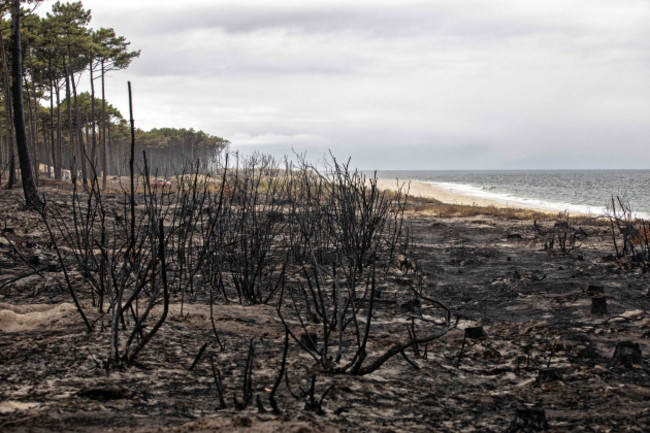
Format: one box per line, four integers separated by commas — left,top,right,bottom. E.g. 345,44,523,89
590,297,608,316
465,326,487,340
456,326,488,367
536,368,563,385
586,285,604,296
612,341,642,366
506,407,549,432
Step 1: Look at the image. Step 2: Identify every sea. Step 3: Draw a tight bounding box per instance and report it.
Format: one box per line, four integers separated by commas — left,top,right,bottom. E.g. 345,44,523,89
372,170,650,219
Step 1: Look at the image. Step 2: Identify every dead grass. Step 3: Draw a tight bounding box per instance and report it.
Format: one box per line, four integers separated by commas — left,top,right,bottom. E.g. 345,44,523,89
37,175,611,227
404,198,555,220
399,193,611,226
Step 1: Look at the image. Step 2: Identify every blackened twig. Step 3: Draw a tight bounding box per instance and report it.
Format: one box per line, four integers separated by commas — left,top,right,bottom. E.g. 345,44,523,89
270,328,290,414
189,343,208,371
400,349,420,370
209,357,226,409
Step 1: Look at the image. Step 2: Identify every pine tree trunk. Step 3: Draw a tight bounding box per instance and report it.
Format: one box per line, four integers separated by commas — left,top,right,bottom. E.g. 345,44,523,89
64,57,76,181
89,58,97,178
54,80,63,179
25,40,39,185
70,62,87,185
42,115,51,178
49,75,60,179
23,75,39,185
9,0,42,209
0,25,16,189
101,61,107,188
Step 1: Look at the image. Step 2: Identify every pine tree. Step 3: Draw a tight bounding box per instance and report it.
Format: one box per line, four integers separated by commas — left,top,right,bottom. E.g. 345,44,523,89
9,0,42,209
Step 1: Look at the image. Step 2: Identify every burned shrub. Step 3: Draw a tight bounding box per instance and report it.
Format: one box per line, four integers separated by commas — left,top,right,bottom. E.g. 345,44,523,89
277,157,451,375
606,196,650,267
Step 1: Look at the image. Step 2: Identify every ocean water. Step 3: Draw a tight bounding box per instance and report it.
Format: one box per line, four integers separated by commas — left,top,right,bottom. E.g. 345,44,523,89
373,170,650,218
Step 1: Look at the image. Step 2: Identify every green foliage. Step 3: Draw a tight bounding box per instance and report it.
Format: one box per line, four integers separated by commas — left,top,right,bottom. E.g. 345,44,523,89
58,91,123,126
133,127,230,175
0,1,226,181
92,26,139,71
142,127,228,151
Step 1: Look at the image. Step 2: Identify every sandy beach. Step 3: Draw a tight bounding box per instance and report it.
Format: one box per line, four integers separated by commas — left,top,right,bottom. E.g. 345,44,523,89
375,178,606,217
376,178,520,209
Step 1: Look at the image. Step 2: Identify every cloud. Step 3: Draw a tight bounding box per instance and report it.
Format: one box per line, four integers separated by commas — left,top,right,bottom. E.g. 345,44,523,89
116,0,648,44
130,28,363,77
40,0,650,169
230,132,328,147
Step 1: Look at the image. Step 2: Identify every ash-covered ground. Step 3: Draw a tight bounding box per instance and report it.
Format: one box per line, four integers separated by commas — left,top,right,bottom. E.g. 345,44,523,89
1,187,649,432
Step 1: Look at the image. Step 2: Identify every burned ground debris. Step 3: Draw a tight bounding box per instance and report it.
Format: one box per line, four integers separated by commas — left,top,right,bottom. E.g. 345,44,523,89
1,161,649,432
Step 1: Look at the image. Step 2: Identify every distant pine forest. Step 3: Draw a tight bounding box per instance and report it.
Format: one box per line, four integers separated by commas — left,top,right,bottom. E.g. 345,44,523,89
0,1,229,188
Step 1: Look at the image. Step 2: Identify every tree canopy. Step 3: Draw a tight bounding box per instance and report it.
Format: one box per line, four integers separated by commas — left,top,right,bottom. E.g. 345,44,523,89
0,0,229,192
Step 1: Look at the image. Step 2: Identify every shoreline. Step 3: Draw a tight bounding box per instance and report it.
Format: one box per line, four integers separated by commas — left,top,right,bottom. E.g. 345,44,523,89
375,179,507,208
375,178,593,216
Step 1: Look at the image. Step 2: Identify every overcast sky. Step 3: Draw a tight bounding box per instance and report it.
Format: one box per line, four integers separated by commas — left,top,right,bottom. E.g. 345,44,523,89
40,0,650,170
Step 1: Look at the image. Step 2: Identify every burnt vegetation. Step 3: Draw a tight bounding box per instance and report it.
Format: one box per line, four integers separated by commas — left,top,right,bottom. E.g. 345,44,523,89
2,155,650,431
1,3,649,431
18,150,452,414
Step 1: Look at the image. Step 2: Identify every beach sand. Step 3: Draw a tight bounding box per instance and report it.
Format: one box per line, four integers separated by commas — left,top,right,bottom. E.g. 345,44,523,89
375,178,515,208
375,178,596,217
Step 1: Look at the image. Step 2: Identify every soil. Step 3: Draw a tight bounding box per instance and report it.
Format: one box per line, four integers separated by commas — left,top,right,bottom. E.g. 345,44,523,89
1,186,649,432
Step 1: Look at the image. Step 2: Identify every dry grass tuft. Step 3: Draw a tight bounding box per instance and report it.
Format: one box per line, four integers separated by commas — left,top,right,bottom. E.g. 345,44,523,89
404,197,584,222
396,192,611,225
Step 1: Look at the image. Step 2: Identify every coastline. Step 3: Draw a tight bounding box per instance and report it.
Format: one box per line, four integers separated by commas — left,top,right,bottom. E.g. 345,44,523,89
375,178,571,215
374,171,650,219
375,179,504,208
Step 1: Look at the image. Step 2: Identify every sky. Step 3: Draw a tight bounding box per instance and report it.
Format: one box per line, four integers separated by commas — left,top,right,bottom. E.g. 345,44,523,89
38,0,650,170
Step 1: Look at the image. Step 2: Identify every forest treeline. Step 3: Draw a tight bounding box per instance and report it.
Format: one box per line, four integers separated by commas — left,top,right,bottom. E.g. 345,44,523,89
0,1,229,190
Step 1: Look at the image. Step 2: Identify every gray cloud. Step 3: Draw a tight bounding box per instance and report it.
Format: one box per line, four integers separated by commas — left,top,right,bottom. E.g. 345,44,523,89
39,0,650,169
121,1,643,40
